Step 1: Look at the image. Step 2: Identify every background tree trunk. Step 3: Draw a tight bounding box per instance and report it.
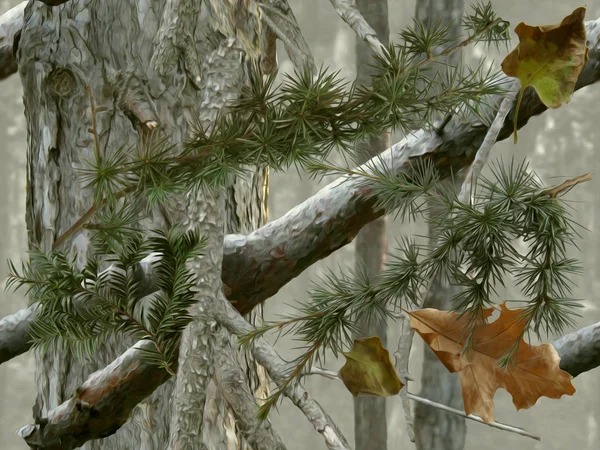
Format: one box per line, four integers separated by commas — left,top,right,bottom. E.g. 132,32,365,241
353,1,390,449
17,1,268,449
413,1,467,449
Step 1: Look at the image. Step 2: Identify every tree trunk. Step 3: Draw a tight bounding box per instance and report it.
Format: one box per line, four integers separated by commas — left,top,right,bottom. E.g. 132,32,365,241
413,1,467,449
18,1,268,449
353,1,390,449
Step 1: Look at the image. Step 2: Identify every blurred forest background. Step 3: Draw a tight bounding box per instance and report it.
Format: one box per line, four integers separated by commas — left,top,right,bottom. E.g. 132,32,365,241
0,0,599,449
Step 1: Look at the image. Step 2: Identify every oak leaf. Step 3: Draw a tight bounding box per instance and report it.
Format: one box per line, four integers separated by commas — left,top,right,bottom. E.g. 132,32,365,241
501,7,588,143
408,303,576,423
339,336,403,397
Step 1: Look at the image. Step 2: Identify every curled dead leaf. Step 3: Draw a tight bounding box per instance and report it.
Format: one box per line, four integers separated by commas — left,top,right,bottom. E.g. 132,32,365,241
340,336,403,397
501,7,588,143
408,303,576,423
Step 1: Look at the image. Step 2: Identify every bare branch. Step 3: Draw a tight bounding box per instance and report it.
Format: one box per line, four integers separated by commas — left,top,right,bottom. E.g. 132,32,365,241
17,340,172,450
393,314,415,442
303,363,540,441
256,0,316,72
0,2,25,80
210,320,287,450
553,321,600,378
458,92,518,203
406,392,541,441
212,299,352,450
327,0,385,56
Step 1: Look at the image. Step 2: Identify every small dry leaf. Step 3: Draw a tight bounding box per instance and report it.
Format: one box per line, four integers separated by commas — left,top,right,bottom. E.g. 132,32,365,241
501,7,588,143
408,303,576,423
339,336,403,397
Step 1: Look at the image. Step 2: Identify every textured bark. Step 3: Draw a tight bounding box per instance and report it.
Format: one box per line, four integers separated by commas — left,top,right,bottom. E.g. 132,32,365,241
17,1,269,449
3,18,600,366
353,1,389,449
413,1,467,449
2,13,600,362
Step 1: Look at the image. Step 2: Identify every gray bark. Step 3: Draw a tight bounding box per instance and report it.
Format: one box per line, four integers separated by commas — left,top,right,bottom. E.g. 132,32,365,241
353,1,390,449
413,1,467,449
17,1,269,449
2,7,600,359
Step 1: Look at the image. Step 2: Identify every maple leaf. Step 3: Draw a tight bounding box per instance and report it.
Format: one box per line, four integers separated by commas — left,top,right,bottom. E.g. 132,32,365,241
501,7,588,143
339,336,403,397
408,303,576,423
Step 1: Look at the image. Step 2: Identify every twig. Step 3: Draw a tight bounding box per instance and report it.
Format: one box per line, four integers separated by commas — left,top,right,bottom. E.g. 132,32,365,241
458,92,518,204
303,364,540,441
543,173,593,198
393,314,416,442
406,393,541,441
214,301,351,450
52,187,133,250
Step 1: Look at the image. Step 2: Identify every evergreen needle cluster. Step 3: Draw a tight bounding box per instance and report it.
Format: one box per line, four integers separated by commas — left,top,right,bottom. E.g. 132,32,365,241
241,159,584,418
3,1,584,422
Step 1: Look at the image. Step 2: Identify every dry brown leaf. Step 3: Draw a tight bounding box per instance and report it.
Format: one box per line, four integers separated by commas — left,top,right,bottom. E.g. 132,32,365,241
339,336,403,397
408,303,576,423
501,7,588,143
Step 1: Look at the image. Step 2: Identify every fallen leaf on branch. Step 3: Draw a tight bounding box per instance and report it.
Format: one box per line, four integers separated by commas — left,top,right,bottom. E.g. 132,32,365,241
408,303,576,423
340,336,403,397
501,6,588,143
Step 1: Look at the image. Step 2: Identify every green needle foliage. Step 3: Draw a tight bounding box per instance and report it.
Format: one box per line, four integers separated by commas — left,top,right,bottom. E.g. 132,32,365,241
2,1,585,422
240,159,585,419
7,225,206,376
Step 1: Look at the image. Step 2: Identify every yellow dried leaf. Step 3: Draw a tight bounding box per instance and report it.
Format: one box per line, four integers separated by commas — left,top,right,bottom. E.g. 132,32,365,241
408,303,576,423
339,336,403,397
501,7,588,143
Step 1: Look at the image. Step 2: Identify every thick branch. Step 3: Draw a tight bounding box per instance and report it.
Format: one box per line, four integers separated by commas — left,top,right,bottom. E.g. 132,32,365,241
3,15,600,366
17,304,349,450
16,340,172,449
553,321,600,378
15,309,599,449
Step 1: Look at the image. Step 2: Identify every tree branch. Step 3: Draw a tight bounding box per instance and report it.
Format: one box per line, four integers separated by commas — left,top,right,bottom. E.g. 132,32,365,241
2,14,600,366
0,2,25,80
256,0,316,73
327,0,385,56
17,300,350,450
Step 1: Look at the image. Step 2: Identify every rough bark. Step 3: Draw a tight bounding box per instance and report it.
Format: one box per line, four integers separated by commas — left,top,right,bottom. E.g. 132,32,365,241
17,1,269,449
413,1,467,449
2,4,600,447
2,11,600,364
2,15,600,366
15,302,597,450
353,1,390,449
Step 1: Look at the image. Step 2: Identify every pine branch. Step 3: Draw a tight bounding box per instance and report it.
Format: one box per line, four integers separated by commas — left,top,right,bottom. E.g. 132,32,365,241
3,20,600,363
242,165,590,412
17,304,350,450
15,311,597,450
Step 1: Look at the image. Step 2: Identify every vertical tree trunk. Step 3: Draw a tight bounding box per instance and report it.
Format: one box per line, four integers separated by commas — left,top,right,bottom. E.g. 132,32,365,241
353,1,390,449
413,1,466,449
17,1,268,449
